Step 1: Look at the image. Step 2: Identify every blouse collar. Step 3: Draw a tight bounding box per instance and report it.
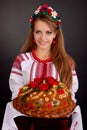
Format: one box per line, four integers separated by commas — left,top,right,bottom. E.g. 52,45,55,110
31,49,52,63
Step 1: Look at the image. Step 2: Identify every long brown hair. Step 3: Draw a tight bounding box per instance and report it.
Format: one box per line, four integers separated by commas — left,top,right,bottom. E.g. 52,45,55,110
20,15,75,89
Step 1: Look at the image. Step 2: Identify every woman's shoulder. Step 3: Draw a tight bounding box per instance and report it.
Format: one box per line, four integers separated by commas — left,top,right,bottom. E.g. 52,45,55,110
13,52,31,64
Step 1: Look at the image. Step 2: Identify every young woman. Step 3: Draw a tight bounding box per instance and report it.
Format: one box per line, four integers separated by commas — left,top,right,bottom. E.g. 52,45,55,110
2,3,83,130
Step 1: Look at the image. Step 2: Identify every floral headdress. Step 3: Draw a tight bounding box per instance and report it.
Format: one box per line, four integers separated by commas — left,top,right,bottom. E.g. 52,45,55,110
29,3,61,29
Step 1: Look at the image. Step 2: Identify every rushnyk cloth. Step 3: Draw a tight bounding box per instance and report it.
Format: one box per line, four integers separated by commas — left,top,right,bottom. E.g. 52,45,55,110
1,102,83,130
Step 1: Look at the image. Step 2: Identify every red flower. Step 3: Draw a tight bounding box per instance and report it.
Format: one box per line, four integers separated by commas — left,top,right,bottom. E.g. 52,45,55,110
52,80,58,86
29,103,34,109
56,20,61,26
63,100,67,106
40,3,48,12
43,3,48,8
34,77,42,84
19,88,23,94
46,103,52,108
47,8,52,15
46,76,54,82
29,81,37,88
38,83,49,91
29,16,34,23
26,77,59,91
57,89,64,94
46,77,58,86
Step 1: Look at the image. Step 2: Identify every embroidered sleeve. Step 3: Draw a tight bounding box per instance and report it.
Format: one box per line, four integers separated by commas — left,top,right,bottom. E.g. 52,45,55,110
72,69,79,93
70,68,79,103
9,54,25,100
69,60,79,94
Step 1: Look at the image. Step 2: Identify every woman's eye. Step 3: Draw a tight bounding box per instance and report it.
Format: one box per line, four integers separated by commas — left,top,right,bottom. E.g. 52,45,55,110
35,31,41,34
46,31,52,35
35,30,52,35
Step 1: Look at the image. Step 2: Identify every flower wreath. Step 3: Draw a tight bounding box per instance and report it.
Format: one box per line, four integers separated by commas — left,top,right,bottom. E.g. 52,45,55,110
29,3,61,29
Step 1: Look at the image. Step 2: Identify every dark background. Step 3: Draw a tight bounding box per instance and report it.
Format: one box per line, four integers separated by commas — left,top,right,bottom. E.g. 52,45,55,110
0,0,87,129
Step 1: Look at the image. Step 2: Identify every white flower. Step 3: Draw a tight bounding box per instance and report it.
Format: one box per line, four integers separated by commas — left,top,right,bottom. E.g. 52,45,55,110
34,8,40,14
34,6,41,14
48,7,53,11
51,11,57,18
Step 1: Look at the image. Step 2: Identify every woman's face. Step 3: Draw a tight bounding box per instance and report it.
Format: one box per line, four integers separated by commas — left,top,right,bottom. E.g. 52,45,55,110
33,20,56,51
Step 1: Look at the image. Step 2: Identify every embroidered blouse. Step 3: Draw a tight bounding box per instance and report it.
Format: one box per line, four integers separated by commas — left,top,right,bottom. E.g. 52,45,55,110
9,49,78,101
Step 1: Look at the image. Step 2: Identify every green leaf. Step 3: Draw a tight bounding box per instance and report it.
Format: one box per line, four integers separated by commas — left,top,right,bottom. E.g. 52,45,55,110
57,85,62,89
53,105,57,108
53,101,57,104
20,96,26,105
34,102,39,105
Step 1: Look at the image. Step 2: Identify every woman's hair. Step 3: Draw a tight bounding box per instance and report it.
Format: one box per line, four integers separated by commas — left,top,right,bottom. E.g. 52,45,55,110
20,15,75,89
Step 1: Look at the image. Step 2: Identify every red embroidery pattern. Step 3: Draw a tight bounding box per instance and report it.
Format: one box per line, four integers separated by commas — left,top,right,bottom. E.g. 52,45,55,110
30,61,35,81
73,121,78,130
35,62,44,78
11,70,22,76
13,55,24,70
74,121,78,127
11,53,30,76
32,49,52,63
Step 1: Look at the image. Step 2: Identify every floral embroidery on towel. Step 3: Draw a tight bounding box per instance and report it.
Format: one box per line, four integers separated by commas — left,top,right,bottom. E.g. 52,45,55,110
73,121,78,130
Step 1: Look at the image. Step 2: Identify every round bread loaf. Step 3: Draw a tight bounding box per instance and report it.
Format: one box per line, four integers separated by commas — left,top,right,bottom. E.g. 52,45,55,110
13,77,76,118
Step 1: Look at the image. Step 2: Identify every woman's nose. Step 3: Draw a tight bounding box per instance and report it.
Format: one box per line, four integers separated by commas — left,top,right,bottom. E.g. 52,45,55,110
41,33,46,40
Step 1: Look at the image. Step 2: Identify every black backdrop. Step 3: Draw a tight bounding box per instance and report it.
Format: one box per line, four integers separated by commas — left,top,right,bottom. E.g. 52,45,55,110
0,0,87,129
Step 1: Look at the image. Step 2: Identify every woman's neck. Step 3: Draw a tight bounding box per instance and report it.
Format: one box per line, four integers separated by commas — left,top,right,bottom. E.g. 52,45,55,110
35,49,51,60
